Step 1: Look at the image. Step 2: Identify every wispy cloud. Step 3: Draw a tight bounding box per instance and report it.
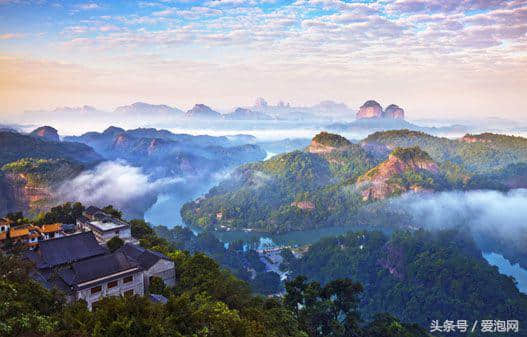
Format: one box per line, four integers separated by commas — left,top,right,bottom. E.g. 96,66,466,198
0,0,526,119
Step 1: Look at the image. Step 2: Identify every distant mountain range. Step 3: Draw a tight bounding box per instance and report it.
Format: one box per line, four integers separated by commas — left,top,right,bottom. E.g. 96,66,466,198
0,126,266,218
21,98,356,122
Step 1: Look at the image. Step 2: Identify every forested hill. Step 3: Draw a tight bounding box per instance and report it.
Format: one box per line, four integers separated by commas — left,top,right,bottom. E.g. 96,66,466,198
362,129,527,175
182,130,527,233
1,203,431,337
0,131,101,217
281,229,527,336
0,131,102,166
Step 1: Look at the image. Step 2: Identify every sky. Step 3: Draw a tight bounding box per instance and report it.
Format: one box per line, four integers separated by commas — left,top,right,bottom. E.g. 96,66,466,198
0,0,526,119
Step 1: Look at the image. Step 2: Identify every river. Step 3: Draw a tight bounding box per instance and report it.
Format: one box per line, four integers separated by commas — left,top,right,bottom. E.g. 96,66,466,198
145,188,527,295
483,252,527,294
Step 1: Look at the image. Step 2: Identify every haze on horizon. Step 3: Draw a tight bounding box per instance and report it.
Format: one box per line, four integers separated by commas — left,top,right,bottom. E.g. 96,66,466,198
1,0,526,120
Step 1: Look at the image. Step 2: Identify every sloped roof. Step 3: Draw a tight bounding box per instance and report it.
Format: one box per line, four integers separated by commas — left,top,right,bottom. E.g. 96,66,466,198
118,243,170,270
59,251,140,286
85,206,103,217
30,232,107,269
9,227,29,238
0,218,13,226
41,223,62,233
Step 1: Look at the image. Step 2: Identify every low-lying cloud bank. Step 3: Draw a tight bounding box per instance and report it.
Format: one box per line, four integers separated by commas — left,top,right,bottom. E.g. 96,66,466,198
395,189,527,243
388,189,527,271
58,161,181,218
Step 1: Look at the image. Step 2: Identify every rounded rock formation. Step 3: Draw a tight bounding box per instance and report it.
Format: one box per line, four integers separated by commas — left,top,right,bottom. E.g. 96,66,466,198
383,104,405,119
30,126,60,142
357,100,383,119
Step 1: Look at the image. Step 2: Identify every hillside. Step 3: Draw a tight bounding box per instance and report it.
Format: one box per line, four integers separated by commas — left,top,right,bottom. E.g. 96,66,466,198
0,131,101,216
0,131,101,166
362,129,527,174
357,147,442,200
1,203,430,337
183,130,527,233
0,158,84,214
65,127,266,177
282,229,527,333
181,132,376,233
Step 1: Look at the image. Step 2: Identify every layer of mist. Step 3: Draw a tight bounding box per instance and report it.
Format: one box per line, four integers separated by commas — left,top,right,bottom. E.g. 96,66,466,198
391,189,527,268
57,161,182,218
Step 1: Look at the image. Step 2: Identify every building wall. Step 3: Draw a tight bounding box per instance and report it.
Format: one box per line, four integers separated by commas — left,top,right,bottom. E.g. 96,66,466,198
144,259,176,289
76,270,145,311
77,219,132,243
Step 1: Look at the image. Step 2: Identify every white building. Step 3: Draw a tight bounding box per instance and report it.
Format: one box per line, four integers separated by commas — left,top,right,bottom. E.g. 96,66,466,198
77,206,132,243
118,243,176,288
66,252,145,310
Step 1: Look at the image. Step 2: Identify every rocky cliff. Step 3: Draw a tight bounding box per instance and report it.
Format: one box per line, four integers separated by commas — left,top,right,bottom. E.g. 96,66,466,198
357,147,439,200
357,100,383,119
30,126,60,142
0,158,83,216
356,100,405,120
383,104,405,119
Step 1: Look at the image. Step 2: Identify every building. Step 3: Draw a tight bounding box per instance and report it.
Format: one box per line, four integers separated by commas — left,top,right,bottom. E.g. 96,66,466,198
76,206,131,243
27,231,170,311
9,225,41,249
0,218,11,246
40,223,63,240
57,251,144,310
27,232,108,269
118,243,176,288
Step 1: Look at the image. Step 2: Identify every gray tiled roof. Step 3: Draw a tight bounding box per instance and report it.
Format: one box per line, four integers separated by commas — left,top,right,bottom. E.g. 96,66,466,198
59,251,140,286
118,243,169,270
28,232,107,269
84,206,103,217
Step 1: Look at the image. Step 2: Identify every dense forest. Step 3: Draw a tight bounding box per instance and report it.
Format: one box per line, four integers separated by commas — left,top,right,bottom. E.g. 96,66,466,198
182,130,527,233
282,229,527,336
0,203,431,337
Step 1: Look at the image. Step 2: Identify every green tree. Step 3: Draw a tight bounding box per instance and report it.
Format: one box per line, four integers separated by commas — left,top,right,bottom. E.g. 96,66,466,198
106,236,124,253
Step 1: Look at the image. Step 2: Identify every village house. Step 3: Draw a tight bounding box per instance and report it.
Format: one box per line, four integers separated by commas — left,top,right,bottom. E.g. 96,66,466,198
27,231,175,311
9,225,41,249
40,223,63,240
0,220,70,250
76,206,132,243
118,243,176,288
27,232,143,310
0,218,12,246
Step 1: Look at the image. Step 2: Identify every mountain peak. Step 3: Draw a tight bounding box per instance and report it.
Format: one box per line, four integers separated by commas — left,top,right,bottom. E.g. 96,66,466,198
103,126,125,136
30,126,60,142
356,100,405,120
254,97,268,109
308,132,352,153
185,104,221,119
383,104,405,119
358,146,438,200
357,100,383,119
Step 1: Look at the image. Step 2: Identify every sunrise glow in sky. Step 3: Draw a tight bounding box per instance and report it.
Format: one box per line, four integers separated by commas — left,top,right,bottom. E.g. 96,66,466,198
1,0,526,119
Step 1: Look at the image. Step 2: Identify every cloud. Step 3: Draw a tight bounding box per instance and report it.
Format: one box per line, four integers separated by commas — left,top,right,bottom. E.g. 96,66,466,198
0,33,23,39
391,189,527,258
78,2,100,10
57,161,182,216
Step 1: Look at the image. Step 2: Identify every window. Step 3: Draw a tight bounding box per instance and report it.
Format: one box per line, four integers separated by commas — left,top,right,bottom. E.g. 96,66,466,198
124,289,134,296
107,280,118,289
123,275,133,283
90,285,102,294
